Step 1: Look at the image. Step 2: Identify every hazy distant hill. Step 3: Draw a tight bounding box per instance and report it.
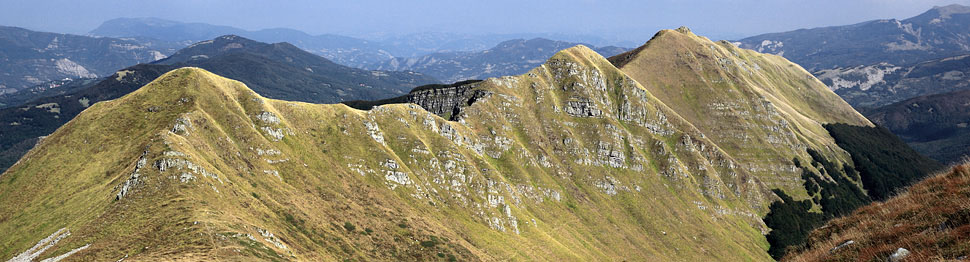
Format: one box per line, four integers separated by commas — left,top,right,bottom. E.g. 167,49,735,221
0,25,179,95
91,17,395,67
371,32,637,58
370,38,630,83
91,17,636,69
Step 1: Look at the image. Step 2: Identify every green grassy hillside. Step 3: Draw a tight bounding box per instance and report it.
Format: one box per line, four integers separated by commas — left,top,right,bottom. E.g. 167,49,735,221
0,52,773,260
612,27,871,206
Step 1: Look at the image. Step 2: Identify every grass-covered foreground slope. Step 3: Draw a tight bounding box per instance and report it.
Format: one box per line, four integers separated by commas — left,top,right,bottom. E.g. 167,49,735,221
786,162,970,261
0,51,777,260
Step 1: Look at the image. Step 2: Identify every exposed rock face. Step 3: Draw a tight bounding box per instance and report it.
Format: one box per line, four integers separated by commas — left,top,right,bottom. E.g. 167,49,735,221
403,82,492,120
7,228,88,262
564,98,603,117
116,151,149,200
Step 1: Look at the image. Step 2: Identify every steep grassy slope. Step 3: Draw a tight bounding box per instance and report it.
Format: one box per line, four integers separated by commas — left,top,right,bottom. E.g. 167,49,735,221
612,27,871,203
0,54,776,260
786,163,970,261
609,27,923,258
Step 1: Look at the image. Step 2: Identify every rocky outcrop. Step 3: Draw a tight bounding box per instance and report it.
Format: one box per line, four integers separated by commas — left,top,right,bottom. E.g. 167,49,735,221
116,151,149,200
343,80,491,121
403,83,492,120
7,228,88,262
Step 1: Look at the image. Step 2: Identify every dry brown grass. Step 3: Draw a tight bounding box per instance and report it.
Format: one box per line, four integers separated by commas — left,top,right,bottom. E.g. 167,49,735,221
786,161,970,261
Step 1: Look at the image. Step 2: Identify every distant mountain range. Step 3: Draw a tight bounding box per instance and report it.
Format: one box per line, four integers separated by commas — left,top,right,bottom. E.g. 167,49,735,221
0,35,437,172
90,17,635,69
91,17,394,68
0,25,180,95
736,4,970,72
369,31,638,58
369,38,630,83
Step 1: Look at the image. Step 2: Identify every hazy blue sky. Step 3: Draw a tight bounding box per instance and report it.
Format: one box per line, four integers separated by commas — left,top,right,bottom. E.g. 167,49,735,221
2,0,969,42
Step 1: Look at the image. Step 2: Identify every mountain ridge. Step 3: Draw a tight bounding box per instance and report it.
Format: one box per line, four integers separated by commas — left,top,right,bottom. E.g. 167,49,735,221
0,28,936,261
0,48,775,260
